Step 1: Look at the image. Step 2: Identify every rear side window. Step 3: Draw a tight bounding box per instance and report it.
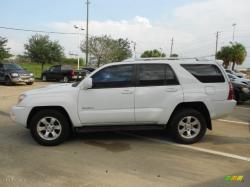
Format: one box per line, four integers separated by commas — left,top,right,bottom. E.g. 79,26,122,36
138,64,179,86
181,64,225,83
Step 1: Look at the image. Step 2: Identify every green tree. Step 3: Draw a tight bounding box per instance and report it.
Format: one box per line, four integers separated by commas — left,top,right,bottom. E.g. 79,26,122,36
141,49,166,58
81,35,132,67
216,42,247,70
24,34,64,71
231,42,247,70
0,37,12,60
216,46,233,68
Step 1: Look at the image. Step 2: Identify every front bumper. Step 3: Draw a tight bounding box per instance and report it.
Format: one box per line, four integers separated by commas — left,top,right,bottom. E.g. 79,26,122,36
10,106,31,127
11,77,34,83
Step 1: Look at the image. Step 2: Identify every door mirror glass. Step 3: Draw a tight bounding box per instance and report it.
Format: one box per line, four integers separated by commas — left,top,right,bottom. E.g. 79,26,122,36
82,77,92,90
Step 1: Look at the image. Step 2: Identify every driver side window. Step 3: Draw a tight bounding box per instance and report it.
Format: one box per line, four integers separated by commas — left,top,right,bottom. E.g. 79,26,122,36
92,65,134,89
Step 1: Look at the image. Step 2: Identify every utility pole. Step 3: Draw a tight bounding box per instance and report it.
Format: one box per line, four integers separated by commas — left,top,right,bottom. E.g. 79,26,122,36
170,37,174,56
215,31,220,57
232,23,236,41
131,41,136,59
85,0,90,67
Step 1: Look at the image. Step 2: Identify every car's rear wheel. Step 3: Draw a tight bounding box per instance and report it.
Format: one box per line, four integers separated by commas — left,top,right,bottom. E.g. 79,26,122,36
42,75,47,82
30,109,70,146
170,109,206,144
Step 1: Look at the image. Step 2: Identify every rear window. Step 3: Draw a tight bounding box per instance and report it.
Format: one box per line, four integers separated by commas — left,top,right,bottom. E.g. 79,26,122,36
181,64,225,83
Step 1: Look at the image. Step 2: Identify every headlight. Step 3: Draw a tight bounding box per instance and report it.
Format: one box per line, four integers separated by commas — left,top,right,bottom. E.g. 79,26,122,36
11,73,19,77
30,73,34,77
241,87,250,93
17,94,26,104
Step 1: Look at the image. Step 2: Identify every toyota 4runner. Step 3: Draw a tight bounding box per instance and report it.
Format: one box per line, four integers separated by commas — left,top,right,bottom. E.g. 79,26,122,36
10,58,236,146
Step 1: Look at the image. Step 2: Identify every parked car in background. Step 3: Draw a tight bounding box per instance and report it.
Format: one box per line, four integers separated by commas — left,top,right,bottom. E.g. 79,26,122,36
41,65,77,83
0,62,34,85
231,81,250,102
227,73,250,86
225,69,247,78
75,67,96,81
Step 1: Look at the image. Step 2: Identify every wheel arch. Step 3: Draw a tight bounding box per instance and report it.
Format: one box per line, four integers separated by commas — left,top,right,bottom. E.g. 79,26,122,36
168,102,212,130
27,106,74,130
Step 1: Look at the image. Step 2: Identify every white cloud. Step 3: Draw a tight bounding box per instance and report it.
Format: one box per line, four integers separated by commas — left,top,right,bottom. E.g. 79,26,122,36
3,0,250,67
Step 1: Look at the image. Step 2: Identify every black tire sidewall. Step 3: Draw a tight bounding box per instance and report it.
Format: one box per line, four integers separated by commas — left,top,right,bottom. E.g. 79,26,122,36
5,77,12,86
30,109,70,146
170,109,207,144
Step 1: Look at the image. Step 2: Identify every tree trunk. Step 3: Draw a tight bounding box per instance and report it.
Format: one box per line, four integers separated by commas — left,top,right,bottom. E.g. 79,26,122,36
97,57,101,67
232,62,236,70
41,63,44,72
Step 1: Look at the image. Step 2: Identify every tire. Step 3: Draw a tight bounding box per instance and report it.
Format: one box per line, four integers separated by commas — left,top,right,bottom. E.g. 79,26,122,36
30,109,70,146
63,76,69,83
169,108,207,144
5,76,13,86
26,82,34,85
42,75,47,82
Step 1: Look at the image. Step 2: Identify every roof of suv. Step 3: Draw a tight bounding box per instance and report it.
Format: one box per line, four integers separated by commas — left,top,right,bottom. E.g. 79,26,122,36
104,58,219,67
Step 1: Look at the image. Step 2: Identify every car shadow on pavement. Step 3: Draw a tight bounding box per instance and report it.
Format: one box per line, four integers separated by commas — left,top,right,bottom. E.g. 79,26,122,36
0,110,10,117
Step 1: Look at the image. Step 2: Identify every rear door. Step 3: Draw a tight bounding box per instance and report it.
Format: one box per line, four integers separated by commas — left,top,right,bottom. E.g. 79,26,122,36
134,64,183,124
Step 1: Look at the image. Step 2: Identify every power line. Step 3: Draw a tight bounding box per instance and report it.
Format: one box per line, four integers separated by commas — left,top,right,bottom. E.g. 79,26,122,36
0,26,79,35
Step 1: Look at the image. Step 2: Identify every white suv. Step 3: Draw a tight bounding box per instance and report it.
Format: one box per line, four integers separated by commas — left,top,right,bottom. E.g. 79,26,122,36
11,59,236,146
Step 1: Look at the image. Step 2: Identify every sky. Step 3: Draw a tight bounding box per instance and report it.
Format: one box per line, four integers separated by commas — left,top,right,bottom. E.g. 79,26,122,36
1,0,250,68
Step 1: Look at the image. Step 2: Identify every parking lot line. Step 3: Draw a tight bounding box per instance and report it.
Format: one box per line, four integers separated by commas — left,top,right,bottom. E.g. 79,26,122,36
120,132,250,162
218,119,250,125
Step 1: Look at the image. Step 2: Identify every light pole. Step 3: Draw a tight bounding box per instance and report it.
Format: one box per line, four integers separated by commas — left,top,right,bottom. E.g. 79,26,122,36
232,23,237,41
73,25,84,70
131,41,136,59
85,0,90,67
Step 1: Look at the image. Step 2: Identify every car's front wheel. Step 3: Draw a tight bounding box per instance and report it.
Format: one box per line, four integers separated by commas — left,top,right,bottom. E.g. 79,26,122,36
30,109,70,146
170,109,207,144
5,76,13,86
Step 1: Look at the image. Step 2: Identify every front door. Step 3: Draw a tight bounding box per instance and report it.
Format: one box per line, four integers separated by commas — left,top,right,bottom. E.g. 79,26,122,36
78,64,135,124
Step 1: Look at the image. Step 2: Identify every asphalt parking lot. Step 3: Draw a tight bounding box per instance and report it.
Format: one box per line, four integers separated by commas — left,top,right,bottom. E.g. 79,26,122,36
0,82,249,187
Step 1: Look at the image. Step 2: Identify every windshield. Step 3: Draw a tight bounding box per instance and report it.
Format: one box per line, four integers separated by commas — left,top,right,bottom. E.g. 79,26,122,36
4,64,23,70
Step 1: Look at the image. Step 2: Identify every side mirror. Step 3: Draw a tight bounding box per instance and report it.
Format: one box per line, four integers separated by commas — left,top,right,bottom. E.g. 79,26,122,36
82,77,93,90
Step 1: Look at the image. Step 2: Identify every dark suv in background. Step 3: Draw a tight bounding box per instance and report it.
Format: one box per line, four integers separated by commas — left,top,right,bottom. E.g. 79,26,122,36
0,63,34,85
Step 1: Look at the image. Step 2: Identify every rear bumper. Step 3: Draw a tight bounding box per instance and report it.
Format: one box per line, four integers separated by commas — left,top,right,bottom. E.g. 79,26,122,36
210,100,237,119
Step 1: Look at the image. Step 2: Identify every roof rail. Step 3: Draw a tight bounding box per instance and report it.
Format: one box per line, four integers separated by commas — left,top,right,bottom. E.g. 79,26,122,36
129,57,199,61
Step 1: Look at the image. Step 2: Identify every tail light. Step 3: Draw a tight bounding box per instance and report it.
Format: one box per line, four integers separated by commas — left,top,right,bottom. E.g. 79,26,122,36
227,82,234,100
70,70,75,76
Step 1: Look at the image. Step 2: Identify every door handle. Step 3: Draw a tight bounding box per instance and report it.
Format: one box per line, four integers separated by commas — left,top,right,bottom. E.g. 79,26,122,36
165,88,178,92
121,89,133,94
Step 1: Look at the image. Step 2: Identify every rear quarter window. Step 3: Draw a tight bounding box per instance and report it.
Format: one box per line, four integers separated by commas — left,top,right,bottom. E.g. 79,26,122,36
181,64,225,83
